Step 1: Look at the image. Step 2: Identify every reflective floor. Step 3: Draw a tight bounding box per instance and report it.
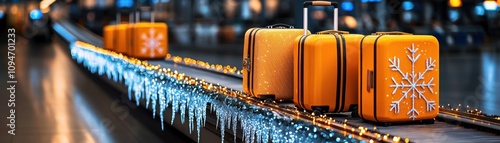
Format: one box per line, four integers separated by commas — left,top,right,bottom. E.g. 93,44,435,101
0,37,193,143
440,51,500,115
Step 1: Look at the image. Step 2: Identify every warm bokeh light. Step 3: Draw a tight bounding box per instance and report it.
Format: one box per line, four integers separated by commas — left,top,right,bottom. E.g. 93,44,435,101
249,0,262,13
41,7,51,13
84,0,96,9
313,11,326,20
40,0,56,9
449,0,462,8
265,0,279,17
10,5,18,14
225,0,237,18
344,16,357,29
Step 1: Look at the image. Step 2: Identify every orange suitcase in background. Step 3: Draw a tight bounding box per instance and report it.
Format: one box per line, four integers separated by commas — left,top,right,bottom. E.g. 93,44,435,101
293,1,362,115
128,22,168,59
242,24,309,100
114,23,129,54
103,25,115,51
359,32,439,124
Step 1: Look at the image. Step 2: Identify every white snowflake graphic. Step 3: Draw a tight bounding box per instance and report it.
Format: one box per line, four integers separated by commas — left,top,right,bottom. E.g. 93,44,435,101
141,28,164,57
389,43,436,120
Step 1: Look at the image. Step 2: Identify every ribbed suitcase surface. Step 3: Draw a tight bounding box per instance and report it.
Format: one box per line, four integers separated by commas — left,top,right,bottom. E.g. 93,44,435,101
114,24,129,55
294,33,363,113
103,25,115,51
292,1,359,114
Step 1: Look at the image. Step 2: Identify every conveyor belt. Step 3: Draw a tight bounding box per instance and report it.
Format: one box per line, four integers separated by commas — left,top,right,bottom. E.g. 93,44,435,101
152,57,500,143
0,36,192,143
53,20,500,143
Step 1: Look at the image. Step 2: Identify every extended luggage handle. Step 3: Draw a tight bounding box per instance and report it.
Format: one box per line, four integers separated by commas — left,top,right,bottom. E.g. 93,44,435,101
303,1,339,35
317,30,349,35
373,31,412,35
267,23,294,29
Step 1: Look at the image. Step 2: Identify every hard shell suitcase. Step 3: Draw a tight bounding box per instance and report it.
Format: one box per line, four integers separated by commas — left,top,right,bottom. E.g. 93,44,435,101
103,25,115,51
242,24,309,100
128,22,168,59
114,23,129,54
293,1,362,114
358,32,439,123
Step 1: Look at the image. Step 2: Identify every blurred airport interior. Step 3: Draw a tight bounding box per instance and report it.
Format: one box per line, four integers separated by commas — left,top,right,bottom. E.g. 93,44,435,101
1,0,500,53
0,0,499,114
1,1,500,143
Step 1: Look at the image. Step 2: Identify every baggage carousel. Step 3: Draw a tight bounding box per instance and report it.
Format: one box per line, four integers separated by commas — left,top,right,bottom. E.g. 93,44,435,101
57,19,500,143
2,19,499,143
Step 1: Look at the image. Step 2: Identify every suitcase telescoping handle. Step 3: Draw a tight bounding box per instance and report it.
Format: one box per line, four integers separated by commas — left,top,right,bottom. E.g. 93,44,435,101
303,1,339,35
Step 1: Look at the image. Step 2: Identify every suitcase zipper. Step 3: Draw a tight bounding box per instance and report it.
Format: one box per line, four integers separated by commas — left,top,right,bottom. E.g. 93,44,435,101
373,35,384,122
245,28,258,96
359,36,367,119
249,29,261,96
299,35,310,109
333,34,341,113
340,34,347,112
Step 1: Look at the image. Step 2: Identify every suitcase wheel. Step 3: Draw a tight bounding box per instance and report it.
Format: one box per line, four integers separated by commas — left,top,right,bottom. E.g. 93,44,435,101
257,94,275,101
422,119,435,124
351,107,359,118
382,122,392,127
311,106,329,116
312,109,323,116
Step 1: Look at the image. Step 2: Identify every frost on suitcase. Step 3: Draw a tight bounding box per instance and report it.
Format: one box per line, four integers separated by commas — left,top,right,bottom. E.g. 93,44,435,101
359,32,439,124
242,24,307,100
293,1,361,115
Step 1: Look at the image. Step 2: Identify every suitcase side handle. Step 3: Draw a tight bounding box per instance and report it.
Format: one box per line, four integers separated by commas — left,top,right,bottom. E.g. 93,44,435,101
303,1,339,35
372,31,413,35
317,30,349,35
367,70,374,92
266,23,294,29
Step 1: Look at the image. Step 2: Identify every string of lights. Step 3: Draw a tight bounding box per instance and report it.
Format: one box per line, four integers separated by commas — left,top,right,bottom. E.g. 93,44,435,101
440,104,500,121
70,41,410,143
165,54,242,78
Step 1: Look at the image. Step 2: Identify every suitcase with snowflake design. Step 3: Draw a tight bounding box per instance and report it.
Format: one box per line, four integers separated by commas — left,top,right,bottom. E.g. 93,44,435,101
128,22,168,59
242,24,308,100
358,32,439,124
293,1,362,114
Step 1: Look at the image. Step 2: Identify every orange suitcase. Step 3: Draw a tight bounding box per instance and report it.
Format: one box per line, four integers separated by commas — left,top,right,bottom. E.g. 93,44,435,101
293,1,362,114
242,24,309,100
114,23,129,54
128,22,168,59
358,32,439,124
103,25,115,51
